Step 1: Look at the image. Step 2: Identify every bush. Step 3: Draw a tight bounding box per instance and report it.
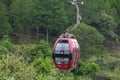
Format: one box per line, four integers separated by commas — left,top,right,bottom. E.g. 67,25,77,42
0,35,14,59
15,40,51,63
38,40,51,58
72,62,99,75
0,35,14,53
85,63,100,73
0,54,36,80
14,40,54,76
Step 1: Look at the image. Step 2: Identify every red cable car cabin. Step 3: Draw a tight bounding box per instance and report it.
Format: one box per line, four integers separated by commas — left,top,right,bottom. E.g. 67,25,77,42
52,37,80,70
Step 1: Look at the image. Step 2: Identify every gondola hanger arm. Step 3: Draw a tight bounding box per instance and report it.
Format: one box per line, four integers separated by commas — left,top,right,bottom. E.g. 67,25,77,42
69,0,83,33
59,0,84,38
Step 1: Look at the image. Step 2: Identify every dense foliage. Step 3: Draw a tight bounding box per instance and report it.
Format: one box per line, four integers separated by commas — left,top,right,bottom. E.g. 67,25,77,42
0,37,120,80
0,0,120,80
0,0,119,43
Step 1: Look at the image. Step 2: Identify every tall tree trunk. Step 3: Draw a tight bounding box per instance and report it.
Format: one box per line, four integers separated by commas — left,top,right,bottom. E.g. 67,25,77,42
46,27,49,43
37,26,39,42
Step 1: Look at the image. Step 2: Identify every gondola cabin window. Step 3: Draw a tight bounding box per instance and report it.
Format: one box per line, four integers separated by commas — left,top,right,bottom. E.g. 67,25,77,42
54,40,70,65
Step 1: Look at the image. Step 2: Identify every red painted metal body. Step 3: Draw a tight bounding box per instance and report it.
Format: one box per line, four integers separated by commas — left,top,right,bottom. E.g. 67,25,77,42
52,38,80,70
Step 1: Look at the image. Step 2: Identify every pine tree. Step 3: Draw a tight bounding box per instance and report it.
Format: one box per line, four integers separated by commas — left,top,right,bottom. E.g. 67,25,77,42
32,0,68,42
0,2,12,38
10,0,33,33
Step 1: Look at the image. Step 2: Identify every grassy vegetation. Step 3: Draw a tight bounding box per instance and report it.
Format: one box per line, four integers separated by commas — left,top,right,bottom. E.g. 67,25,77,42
0,36,120,80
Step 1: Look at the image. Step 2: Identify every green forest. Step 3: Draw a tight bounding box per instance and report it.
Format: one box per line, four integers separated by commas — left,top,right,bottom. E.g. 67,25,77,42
0,0,120,80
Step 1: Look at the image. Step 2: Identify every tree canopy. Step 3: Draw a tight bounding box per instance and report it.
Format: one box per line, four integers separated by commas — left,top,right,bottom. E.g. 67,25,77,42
0,0,120,43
